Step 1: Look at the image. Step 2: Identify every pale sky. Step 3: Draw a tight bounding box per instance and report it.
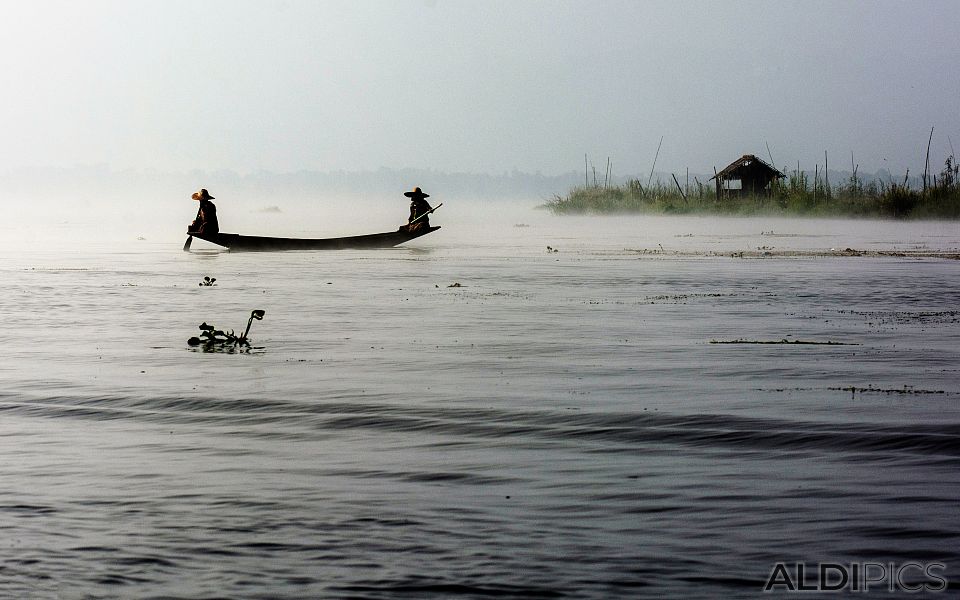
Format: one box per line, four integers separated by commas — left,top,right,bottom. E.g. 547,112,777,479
1,0,957,177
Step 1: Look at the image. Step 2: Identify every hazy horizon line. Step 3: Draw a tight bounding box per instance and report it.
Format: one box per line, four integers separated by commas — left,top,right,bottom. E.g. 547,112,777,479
0,161,932,184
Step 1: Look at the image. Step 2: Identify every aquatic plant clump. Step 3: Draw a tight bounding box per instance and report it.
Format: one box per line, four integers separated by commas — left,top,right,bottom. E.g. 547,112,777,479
188,310,265,350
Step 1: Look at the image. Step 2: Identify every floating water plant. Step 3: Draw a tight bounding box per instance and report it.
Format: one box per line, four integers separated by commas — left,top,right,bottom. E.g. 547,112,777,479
709,338,859,345
199,276,217,287
830,385,945,396
188,309,265,350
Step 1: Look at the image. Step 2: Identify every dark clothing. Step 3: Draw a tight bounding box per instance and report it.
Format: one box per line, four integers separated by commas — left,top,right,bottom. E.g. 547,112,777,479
188,199,219,236
407,197,432,231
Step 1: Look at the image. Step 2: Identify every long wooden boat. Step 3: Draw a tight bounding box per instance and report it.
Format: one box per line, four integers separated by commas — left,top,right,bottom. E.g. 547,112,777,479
188,225,440,251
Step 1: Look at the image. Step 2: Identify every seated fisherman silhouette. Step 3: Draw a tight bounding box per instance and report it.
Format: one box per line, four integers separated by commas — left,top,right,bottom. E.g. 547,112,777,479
187,188,219,237
402,186,432,233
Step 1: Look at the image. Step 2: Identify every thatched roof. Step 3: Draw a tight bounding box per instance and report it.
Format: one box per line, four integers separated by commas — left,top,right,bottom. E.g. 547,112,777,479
710,155,786,180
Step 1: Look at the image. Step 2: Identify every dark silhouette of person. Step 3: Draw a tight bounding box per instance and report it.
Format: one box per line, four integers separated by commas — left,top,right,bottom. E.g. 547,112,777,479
404,186,432,232
188,188,219,237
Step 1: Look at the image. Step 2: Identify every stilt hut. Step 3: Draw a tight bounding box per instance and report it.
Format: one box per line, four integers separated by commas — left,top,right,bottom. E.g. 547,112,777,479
711,154,785,200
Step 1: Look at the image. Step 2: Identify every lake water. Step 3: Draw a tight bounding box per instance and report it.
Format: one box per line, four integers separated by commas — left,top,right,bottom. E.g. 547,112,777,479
2,210,959,598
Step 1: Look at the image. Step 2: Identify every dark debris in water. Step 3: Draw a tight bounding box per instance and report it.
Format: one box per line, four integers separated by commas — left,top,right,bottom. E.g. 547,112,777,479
644,292,734,303
618,248,960,260
837,309,960,326
831,385,947,396
710,339,860,345
759,386,952,396
584,292,754,306
625,245,669,255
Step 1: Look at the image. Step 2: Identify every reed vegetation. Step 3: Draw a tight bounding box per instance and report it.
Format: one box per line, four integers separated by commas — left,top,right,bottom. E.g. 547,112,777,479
546,155,960,219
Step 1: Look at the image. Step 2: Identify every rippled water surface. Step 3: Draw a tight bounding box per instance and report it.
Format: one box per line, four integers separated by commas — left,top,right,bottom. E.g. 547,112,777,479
2,213,959,598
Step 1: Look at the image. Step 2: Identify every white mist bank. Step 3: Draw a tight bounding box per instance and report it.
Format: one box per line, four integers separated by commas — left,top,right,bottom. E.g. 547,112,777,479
0,186,543,251
3,181,958,259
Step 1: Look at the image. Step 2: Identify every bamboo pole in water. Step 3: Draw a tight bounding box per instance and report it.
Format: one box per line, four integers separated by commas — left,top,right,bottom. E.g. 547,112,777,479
824,151,830,199
814,165,819,205
713,166,719,202
672,173,687,201
648,136,663,187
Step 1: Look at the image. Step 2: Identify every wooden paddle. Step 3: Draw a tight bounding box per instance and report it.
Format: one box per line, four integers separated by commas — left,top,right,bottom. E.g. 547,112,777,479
408,202,443,225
